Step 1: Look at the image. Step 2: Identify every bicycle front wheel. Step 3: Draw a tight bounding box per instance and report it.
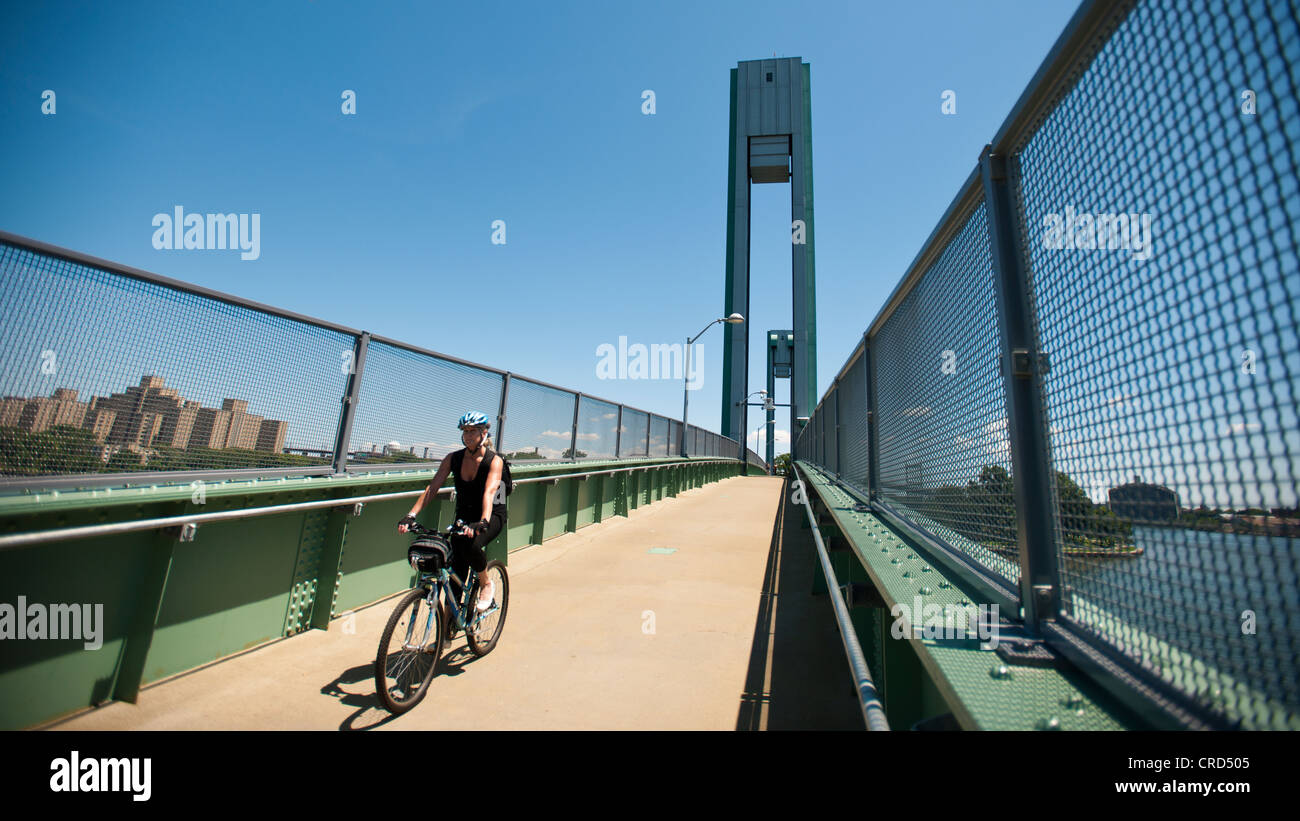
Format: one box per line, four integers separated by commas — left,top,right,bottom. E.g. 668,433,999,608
467,561,509,657
374,586,442,713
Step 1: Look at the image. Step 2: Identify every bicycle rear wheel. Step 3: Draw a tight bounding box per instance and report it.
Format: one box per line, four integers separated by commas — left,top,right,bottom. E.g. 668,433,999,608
374,586,442,713
467,561,509,657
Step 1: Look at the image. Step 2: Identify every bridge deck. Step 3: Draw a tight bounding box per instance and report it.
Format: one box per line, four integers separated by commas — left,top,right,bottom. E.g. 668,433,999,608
43,475,861,730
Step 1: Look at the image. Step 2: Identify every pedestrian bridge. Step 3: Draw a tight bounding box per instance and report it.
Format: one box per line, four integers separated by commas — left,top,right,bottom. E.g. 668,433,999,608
30,474,867,731
3,0,1299,731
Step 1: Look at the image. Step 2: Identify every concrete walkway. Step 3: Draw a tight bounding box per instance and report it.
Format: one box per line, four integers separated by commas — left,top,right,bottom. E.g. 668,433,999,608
46,474,862,730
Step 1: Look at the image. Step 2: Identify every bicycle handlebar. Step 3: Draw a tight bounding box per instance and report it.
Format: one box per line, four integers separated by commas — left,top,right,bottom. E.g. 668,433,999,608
401,517,469,537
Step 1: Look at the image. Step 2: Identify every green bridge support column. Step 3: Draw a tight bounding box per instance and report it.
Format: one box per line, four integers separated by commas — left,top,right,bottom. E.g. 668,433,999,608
880,616,924,729
109,517,179,704
531,482,549,547
308,506,351,631
567,476,581,533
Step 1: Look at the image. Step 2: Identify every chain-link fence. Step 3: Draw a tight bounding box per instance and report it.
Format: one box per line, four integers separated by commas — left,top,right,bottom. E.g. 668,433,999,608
796,0,1299,729
0,234,749,490
0,240,352,480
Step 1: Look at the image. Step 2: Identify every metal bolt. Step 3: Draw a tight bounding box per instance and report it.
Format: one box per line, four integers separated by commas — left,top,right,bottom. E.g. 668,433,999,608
1036,716,1061,730
919,586,933,595
939,581,951,589
1063,694,1085,711
991,665,1012,680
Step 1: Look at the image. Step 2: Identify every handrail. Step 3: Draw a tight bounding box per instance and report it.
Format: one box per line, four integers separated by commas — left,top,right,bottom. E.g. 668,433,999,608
0,458,740,550
791,463,890,730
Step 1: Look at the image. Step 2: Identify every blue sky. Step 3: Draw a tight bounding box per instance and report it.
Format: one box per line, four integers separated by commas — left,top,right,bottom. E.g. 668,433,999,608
0,0,1089,458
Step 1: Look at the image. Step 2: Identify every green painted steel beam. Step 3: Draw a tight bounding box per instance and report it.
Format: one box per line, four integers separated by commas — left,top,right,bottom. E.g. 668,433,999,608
796,460,1147,731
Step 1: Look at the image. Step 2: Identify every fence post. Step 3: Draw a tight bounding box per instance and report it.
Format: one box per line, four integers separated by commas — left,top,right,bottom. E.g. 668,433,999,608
615,405,623,459
980,147,1061,635
832,378,842,477
865,333,879,499
331,332,369,475
497,372,511,454
569,393,581,462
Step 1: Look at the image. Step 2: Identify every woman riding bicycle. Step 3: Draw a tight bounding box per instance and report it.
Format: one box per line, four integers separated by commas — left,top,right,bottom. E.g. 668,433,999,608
398,411,506,612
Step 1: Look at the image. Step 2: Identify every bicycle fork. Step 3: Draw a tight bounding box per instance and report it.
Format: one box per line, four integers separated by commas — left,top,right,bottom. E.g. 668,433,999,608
401,587,439,652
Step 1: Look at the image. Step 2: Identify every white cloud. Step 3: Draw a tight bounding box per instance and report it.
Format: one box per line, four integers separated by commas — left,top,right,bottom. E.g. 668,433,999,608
1221,422,1263,435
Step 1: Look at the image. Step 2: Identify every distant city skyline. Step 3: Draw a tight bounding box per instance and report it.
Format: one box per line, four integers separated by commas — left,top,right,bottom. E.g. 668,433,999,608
0,374,287,463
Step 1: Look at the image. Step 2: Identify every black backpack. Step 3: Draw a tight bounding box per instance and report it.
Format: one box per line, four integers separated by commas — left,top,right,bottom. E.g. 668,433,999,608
492,449,515,500
454,448,513,502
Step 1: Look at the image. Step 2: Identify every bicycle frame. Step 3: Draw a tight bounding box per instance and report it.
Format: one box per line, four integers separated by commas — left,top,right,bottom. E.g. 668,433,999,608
440,566,502,632
402,521,500,647
401,564,498,653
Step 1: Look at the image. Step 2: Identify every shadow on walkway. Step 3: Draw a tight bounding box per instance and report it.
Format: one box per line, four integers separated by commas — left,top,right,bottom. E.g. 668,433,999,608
736,476,864,730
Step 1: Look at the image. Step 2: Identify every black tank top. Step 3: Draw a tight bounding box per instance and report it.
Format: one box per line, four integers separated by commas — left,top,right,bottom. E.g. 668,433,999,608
451,447,506,521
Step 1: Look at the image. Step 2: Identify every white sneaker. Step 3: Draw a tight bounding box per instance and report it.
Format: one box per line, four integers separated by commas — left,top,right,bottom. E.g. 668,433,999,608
476,580,496,612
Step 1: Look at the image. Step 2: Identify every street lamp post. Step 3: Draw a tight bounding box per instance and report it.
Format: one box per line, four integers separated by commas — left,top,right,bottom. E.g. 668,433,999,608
738,389,787,474
751,418,775,475
682,313,744,457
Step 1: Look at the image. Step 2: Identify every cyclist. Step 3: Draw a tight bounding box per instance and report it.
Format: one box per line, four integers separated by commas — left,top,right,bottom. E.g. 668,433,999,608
398,411,506,612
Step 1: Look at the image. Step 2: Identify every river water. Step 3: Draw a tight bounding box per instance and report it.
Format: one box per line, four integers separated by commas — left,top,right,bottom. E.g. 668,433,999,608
1062,526,1299,716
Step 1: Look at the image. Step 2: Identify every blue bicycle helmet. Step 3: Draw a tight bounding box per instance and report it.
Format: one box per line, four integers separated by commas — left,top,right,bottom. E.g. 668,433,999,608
458,411,491,430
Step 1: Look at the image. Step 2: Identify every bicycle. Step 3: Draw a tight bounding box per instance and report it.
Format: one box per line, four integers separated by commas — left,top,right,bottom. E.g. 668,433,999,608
373,518,510,714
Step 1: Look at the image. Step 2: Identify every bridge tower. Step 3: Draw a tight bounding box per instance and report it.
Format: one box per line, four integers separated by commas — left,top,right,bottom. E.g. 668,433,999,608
721,58,817,458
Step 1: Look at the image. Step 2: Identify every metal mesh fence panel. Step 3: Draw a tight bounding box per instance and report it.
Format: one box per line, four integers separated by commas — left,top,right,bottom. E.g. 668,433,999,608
826,385,839,474
873,197,1021,585
1010,0,1300,726
620,408,649,458
810,412,817,464
347,342,502,466
499,378,576,462
576,396,619,460
649,415,670,456
839,347,870,492
0,242,351,478
811,405,821,465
